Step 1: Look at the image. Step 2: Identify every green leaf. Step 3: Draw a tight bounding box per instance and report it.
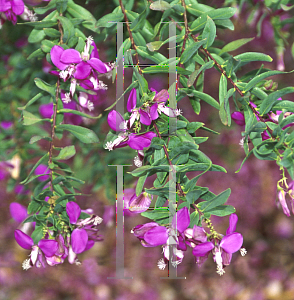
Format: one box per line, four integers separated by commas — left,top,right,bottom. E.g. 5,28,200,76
146,41,165,52
198,188,231,212
34,78,56,98
134,67,148,95
23,111,48,125
27,48,45,60
56,124,99,143
182,89,219,110
190,7,236,32
34,0,57,14
56,0,68,13
219,37,254,55
43,28,61,38
189,211,200,228
205,204,235,216
202,17,216,48
58,109,102,119
130,6,148,31
259,87,294,115
75,37,86,53
41,39,56,53
29,135,52,144
187,60,214,87
58,16,75,44
136,46,167,64
55,145,76,160
150,0,171,10
234,52,273,64
21,153,49,184
20,20,57,29
28,201,42,214
180,39,207,64
244,70,288,92
280,114,294,128
67,0,97,31
142,65,191,75
186,189,203,204
31,226,44,244
136,174,148,196
28,29,46,43
96,12,124,28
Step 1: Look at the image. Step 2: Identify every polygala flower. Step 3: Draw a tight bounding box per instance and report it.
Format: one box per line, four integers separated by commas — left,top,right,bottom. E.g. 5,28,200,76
15,229,59,270
105,110,156,151
0,0,24,25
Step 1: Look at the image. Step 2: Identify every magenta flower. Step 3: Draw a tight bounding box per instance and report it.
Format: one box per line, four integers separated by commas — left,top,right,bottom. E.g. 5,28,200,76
14,229,58,270
132,222,168,247
66,202,103,264
0,121,13,129
126,192,152,213
105,110,156,151
34,164,50,181
231,112,245,126
0,0,24,25
50,37,111,97
10,202,27,222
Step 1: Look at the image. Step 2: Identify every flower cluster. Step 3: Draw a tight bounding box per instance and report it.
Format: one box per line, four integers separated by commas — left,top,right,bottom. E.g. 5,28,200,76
50,36,114,105
132,208,246,276
14,201,103,270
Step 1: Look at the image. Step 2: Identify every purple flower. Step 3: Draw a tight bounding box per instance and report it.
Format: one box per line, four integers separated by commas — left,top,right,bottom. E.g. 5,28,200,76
34,164,50,181
132,222,168,247
10,202,27,222
0,121,13,129
50,37,112,98
126,192,152,213
14,229,58,270
66,201,103,264
231,112,245,126
0,0,24,25
39,102,53,119
105,110,157,151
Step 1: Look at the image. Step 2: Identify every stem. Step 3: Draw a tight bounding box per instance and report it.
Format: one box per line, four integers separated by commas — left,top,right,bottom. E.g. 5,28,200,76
180,0,189,58
152,121,185,197
48,79,60,192
57,19,63,44
119,0,142,74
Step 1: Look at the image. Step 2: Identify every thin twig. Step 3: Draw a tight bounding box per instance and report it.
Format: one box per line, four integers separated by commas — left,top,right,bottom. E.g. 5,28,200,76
48,78,60,192
153,122,185,197
119,0,142,74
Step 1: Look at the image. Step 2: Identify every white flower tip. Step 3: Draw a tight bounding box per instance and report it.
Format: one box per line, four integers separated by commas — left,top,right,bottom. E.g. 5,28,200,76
93,216,103,225
157,258,166,270
87,101,94,111
216,265,225,276
22,259,32,271
134,156,142,167
240,248,247,256
62,92,71,104
105,142,113,151
239,137,245,148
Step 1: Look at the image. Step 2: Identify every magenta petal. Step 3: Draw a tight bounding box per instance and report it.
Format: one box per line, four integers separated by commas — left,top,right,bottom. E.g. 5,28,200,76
154,89,169,103
71,228,88,254
192,242,214,257
14,230,34,250
38,239,58,257
87,58,107,73
10,202,28,223
11,0,24,15
0,0,11,12
84,240,95,251
231,112,245,126
192,226,208,243
39,103,54,119
226,213,238,235
90,42,99,59
74,62,91,80
144,226,168,247
132,222,159,239
142,131,157,140
128,134,152,150
129,192,152,213
107,110,124,131
139,109,152,125
50,46,67,70
220,233,243,253
172,207,190,234
150,103,159,120
60,49,82,64
127,89,137,112
66,202,81,224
